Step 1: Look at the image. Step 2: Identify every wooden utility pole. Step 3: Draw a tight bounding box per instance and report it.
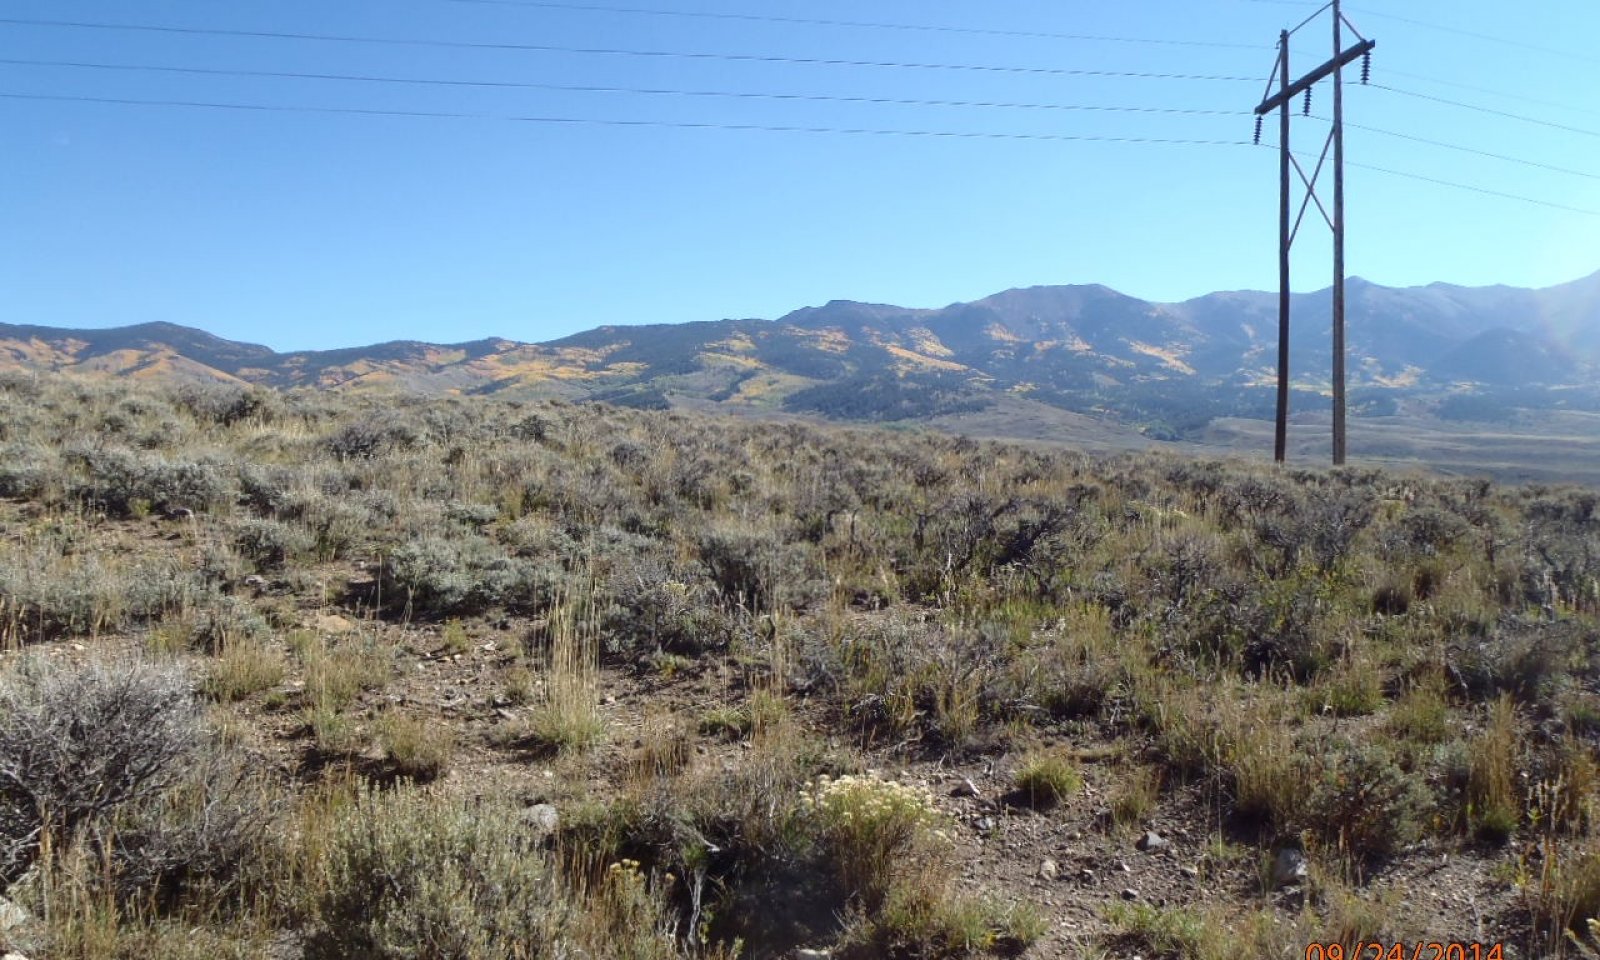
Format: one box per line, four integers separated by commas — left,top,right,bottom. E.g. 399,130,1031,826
1276,30,1291,464
1331,1,1347,465
1253,4,1373,465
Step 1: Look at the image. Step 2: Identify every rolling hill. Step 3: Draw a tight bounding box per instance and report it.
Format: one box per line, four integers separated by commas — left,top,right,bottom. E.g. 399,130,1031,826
5,270,1599,455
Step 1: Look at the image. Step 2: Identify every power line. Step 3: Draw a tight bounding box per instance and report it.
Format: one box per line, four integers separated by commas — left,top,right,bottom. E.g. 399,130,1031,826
1347,159,1600,216
0,57,1249,118
1380,68,1600,121
1301,115,1600,182
0,91,1257,146
32,60,1596,184
16,87,1597,217
1245,0,1600,63
1242,2,1600,119
1260,142,1600,217
1371,84,1600,140
445,0,1264,50
1344,6,1599,65
0,17,1259,83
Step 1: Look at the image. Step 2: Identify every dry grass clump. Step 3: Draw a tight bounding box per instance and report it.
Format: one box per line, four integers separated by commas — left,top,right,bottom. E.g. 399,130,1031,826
1013,750,1082,809
520,590,605,754
1109,765,1162,832
203,636,286,702
1467,695,1525,845
375,711,455,783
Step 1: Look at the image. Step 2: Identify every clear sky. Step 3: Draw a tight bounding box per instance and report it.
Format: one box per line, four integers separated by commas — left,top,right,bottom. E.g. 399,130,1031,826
2,0,1598,351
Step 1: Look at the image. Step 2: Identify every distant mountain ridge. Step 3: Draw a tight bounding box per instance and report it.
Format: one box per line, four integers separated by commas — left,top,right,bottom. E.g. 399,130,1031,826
5,269,1599,438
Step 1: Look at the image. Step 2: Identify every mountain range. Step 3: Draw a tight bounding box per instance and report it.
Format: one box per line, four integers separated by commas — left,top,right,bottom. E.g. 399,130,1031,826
5,270,1599,442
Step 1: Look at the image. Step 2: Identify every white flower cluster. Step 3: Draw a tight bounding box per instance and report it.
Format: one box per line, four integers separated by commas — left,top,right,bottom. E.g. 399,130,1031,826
798,773,940,831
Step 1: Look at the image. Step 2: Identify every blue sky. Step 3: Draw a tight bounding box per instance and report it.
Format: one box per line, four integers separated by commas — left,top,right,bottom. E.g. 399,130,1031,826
2,0,1597,351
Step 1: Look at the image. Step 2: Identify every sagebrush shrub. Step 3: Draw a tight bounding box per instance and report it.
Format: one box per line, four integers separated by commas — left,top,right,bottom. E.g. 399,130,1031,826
308,789,566,959
379,534,551,618
233,517,315,571
172,383,279,427
0,657,201,880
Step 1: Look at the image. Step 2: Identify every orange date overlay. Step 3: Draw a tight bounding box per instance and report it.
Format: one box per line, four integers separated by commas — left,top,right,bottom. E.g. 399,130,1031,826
1305,946,1504,960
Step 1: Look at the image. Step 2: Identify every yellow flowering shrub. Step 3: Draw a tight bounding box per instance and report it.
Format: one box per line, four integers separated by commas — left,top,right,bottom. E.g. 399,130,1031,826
799,773,948,907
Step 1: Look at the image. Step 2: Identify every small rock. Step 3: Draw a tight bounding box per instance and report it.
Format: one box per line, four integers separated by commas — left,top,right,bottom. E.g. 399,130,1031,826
1121,888,1139,901
1179,865,1200,880
795,950,832,960
1136,830,1169,852
1271,845,1309,889
1277,887,1306,911
1038,859,1059,881
242,575,267,588
951,777,982,799
973,816,996,836
3,952,32,960
1078,868,1096,885
1117,860,1132,873
315,613,354,635
522,803,560,836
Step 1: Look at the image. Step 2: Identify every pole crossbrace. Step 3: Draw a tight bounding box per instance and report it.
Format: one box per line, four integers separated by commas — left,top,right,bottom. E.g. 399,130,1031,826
1287,136,1336,243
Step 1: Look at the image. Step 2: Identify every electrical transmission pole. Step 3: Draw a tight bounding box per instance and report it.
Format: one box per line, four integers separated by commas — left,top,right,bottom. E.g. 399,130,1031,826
1252,0,1373,465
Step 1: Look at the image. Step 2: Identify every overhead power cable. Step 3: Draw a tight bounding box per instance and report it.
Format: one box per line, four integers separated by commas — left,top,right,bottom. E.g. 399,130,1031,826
0,91,1256,145
0,57,1250,117
1241,1,1600,118
1347,159,1600,216
1258,142,1600,217
1343,6,1599,65
1301,114,1600,181
1371,84,1600,140
0,17,1259,82
11,87,1596,217
445,0,1264,50
1380,68,1600,120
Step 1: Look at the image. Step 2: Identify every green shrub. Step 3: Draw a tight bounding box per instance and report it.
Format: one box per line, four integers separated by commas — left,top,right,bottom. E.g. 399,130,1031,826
697,522,817,613
379,534,551,619
1308,742,1432,860
307,789,566,959
233,518,314,571
0,442,53,500
0,551,202,644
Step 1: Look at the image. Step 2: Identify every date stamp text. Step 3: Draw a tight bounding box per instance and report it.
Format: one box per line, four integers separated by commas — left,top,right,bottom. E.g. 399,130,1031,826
1304,945,1504,960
